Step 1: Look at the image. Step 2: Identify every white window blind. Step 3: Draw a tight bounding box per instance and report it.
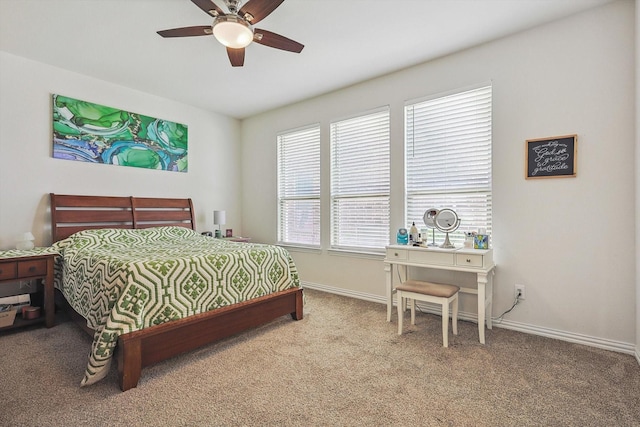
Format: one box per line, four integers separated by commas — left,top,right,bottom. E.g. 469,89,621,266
405,85,492,246
277,125,321,247
330,108,390,251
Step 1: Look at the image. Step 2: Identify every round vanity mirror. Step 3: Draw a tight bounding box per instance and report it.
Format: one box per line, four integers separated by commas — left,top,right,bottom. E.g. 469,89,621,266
434,209,459,232
434,208,460,248
422,208,439,246
423,208,439,228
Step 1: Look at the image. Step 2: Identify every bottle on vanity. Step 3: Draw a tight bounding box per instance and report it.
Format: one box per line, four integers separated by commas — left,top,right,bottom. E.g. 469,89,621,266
409,222,418,244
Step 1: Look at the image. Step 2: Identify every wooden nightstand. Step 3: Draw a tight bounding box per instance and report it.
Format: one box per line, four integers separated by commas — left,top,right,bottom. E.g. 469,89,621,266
0,252,56,330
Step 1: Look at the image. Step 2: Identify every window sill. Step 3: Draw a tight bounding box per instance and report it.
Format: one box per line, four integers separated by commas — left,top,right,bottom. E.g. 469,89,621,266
277,244,321,254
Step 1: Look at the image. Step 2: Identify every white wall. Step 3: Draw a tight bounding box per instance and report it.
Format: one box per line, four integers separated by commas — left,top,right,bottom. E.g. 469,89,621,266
0,52,242,249
242,1,637,351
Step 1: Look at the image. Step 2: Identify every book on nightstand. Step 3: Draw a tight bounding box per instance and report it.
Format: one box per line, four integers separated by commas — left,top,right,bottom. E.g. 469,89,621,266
0,294,31,314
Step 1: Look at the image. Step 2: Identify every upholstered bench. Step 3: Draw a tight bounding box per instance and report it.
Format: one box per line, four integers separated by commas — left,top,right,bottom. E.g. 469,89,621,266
396,280,460,347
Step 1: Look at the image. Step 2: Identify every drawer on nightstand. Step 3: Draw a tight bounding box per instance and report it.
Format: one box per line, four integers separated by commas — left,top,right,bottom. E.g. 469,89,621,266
17,259,47,277
0,262,17,280
455,253,484,268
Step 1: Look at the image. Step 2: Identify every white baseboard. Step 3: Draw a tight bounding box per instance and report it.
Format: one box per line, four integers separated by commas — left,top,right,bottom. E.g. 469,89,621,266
303,281,386,304
493,318,636,355
301,281,637,358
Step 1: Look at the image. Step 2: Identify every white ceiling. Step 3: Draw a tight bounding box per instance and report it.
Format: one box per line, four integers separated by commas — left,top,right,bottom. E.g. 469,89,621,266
0,0,613,119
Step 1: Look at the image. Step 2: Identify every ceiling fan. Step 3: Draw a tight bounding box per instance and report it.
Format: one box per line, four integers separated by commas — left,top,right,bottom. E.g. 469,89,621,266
157,0,304,67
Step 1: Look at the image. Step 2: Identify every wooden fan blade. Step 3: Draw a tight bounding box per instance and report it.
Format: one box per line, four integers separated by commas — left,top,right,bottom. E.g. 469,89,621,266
253,29,304,53
239,0,284,25
191,0,225,17
227,47,245,67
157,26,213,38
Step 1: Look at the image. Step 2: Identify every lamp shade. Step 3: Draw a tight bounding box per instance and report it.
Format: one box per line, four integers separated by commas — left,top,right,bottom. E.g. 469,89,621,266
213,210,226,226
16,231,35,250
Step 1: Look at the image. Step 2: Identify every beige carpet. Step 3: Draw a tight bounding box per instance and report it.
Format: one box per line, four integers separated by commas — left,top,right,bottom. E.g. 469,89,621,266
1,289,638,426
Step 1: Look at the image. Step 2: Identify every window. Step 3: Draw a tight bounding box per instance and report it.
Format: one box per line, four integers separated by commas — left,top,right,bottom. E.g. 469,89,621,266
405,85,492,246
277,125,321,247
330,108,390,251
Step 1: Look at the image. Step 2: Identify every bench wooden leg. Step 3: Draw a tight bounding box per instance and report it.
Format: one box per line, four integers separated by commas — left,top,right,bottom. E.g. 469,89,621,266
397,292,404,335
452,294,458,336
442,298,449,348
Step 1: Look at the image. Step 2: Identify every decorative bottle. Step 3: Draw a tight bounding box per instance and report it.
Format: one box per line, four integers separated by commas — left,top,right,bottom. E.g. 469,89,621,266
409,222,418,243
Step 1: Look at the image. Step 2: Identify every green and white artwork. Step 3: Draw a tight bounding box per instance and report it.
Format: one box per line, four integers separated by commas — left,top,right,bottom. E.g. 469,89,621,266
52,94,188,172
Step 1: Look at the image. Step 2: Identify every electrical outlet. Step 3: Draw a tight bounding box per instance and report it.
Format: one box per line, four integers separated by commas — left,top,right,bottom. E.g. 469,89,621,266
515,284,526,300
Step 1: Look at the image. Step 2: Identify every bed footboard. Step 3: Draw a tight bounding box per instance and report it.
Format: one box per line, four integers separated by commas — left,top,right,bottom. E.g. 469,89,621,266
117,287,303,391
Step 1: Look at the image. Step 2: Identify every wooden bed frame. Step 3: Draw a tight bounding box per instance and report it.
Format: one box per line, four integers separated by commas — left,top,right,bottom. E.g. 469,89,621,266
50,193,303,391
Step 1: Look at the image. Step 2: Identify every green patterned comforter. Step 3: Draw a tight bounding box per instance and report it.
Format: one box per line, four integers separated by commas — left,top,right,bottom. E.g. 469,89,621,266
52,226,300,386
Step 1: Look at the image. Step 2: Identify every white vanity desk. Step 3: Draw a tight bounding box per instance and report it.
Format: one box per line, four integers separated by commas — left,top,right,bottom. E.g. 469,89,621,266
384,245,495,344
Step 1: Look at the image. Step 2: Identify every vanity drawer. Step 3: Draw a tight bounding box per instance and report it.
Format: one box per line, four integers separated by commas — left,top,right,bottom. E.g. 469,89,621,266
0,262,17,280
456,253,484,268
409,250,455,266
387,249,408,260
17,259,47,277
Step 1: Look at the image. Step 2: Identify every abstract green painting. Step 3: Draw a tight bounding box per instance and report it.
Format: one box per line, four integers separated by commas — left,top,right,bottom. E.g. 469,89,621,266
52,94,188,172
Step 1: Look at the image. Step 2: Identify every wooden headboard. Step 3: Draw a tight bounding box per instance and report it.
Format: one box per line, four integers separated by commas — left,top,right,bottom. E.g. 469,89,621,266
50,193,195,242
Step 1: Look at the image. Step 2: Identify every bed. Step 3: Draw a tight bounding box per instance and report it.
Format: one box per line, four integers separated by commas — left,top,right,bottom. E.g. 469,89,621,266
50,193,303,391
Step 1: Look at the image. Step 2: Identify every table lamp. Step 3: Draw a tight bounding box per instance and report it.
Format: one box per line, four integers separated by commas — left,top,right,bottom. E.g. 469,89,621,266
16,232,35,250
213,210,226,238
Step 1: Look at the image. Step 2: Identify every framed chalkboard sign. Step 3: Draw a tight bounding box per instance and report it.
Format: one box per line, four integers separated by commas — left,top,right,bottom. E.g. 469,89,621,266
525,134,577,179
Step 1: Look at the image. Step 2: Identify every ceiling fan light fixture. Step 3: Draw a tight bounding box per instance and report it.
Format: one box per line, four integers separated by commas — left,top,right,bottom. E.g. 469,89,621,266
212,15,253,49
